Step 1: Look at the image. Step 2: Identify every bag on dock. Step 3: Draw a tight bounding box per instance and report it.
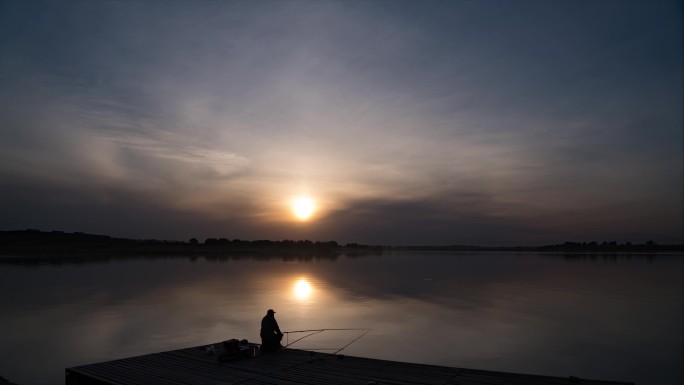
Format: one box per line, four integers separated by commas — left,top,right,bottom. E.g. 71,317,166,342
222,339,240,353
217,339,258,362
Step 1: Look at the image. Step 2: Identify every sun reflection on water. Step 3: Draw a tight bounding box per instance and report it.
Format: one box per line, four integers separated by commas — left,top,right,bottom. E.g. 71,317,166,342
293,278,313,301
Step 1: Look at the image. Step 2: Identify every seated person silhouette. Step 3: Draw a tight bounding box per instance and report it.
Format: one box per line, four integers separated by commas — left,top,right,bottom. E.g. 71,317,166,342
260,309,284,352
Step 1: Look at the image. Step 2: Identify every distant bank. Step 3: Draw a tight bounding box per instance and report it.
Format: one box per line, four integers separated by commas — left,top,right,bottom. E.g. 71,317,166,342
1,229,681,256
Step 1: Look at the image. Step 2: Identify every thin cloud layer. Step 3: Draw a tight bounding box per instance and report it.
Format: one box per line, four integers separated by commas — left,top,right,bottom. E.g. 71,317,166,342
0,1,681,244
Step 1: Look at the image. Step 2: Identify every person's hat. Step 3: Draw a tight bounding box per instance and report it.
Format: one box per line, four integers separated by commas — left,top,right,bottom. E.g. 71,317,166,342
267,309,276,314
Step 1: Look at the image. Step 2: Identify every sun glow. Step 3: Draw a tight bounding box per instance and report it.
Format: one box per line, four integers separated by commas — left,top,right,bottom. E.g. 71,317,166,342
292,196,315,220
293,278,313,301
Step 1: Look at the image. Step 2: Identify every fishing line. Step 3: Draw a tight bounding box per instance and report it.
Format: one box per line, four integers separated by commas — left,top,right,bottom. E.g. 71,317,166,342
283,328,371,333
281,328,372,353
290,348,339,351
284,330,324,348
333,328,371,354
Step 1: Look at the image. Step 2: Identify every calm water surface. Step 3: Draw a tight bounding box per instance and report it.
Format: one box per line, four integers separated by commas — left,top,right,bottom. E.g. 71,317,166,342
0,252,682,385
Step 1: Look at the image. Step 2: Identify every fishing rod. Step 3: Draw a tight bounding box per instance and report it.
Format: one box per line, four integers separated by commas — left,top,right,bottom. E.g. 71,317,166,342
333,328,371,354
282,328,372,353
233,329,371,385
284,328,371,333
283,330,324,347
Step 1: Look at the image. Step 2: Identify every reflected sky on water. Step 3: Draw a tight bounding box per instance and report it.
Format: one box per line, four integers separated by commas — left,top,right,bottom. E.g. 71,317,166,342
0,252,682,385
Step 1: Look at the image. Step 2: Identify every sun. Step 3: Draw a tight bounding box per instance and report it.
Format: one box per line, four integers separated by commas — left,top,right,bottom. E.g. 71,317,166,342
292,196,315,220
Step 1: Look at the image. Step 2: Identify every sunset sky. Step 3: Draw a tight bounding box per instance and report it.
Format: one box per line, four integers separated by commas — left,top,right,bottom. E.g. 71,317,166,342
1,0,682,245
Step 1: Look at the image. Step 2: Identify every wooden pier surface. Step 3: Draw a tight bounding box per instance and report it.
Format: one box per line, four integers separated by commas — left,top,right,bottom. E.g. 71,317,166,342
66,342,634,385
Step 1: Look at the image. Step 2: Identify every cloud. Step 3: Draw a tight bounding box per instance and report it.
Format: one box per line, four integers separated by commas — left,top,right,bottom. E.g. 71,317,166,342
0,0,681,244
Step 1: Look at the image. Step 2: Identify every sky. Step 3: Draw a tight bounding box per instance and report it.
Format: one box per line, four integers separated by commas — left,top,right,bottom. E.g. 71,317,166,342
0,0,682,246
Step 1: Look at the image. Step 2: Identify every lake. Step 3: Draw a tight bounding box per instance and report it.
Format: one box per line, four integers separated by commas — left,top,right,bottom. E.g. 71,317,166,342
0,252,681,385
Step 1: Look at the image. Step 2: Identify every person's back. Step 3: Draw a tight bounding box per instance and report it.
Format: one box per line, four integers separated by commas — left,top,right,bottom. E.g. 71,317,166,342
260,313,278,337
260,309,283,352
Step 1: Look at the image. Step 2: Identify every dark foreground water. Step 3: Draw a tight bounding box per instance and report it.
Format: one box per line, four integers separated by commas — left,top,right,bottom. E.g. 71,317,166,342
0,252,682,385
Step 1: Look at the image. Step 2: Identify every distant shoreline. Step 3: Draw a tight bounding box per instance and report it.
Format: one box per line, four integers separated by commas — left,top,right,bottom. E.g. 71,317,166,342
1,229,681,256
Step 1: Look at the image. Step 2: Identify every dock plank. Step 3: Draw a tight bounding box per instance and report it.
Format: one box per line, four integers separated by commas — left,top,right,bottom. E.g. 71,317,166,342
281,362,450,385
66,342,634,385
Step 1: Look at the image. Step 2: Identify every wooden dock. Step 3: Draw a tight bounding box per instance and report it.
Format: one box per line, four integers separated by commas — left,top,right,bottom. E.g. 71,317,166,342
66,341,634,385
